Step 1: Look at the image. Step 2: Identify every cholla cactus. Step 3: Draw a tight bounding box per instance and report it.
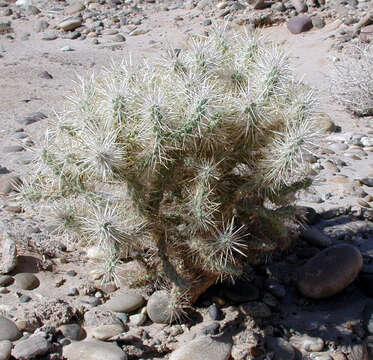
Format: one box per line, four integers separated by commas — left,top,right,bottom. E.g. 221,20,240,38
20,29,319,309
330,43,373,116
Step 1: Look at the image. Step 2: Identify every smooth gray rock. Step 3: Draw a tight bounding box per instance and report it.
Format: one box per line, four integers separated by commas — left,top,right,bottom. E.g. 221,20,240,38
0,316,21,341
59,17,82,31
105,293,145,313
0,340,11,360
290,334,324,352
147,290,175,324
63,340,127,360
11,335,50,359
169,335,232,360
14,273,40,290
298,244,363,299
58,324,85,340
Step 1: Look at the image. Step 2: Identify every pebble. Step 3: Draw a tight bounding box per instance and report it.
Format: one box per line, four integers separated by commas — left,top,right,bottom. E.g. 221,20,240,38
300,225,332,248
169,335,232,360
14,273,40,290
91,323,124,340
266,337,295,360
147,290,176,324
64,2,85,15
290,335,324,352
240,302,272,318
314,114,336,132
16,112,47,125
11,334,50,359
129,313,146,326
61,46,75,51
0,340,11,360
330,143,349,151
63,340,127,360
208,304,221,321
297,244,363,299
0,316,21,341
58,324,85,340
105,293,145,313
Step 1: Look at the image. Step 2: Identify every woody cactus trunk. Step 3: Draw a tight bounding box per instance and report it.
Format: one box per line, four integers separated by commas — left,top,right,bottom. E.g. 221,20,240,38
20,29,319,314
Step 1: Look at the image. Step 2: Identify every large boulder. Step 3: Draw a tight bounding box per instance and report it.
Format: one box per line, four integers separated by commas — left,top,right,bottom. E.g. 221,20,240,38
297,244,363,299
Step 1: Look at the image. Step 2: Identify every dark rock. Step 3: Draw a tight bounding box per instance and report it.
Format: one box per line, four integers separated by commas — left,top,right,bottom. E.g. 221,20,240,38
240,302,272,318
14,273,40,290
16,112,47,125
287,15,313,34
297,244,363,299
253,0,273,9
224,281,259,303
361,178,373,187
266,337,295,360
300,225,332,248
19,294,31,303
266,280,286,298
59,324,85,341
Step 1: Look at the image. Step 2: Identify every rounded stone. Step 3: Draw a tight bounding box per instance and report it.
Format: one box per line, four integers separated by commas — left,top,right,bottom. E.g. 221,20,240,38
169,335,232,360
63,340,127,360
297,244,363,299
287,15,313,35
129,313,146,326
91,323,124,340
14,273,40,290
0,316,21,341
0,340,11,360
147,290,175,324
105,293,145,313
240,302,272,318
58,324,85,340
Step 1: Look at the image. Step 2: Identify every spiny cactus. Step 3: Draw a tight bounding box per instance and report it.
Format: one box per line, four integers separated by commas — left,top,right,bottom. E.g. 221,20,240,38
20,28,319,313
330,43,373,117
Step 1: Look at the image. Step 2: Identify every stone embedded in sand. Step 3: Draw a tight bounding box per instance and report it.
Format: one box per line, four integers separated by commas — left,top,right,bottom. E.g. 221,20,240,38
315,113,336,133
169,335,232,360
14,273,40,290
58,17,82,31
297,244,363,299
105,293,145,313
147,290,175,324
11,334,50,359
287,15,313,34
361,178,373,187
63,340,127,360
0,316,21,341
16,112,47,125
